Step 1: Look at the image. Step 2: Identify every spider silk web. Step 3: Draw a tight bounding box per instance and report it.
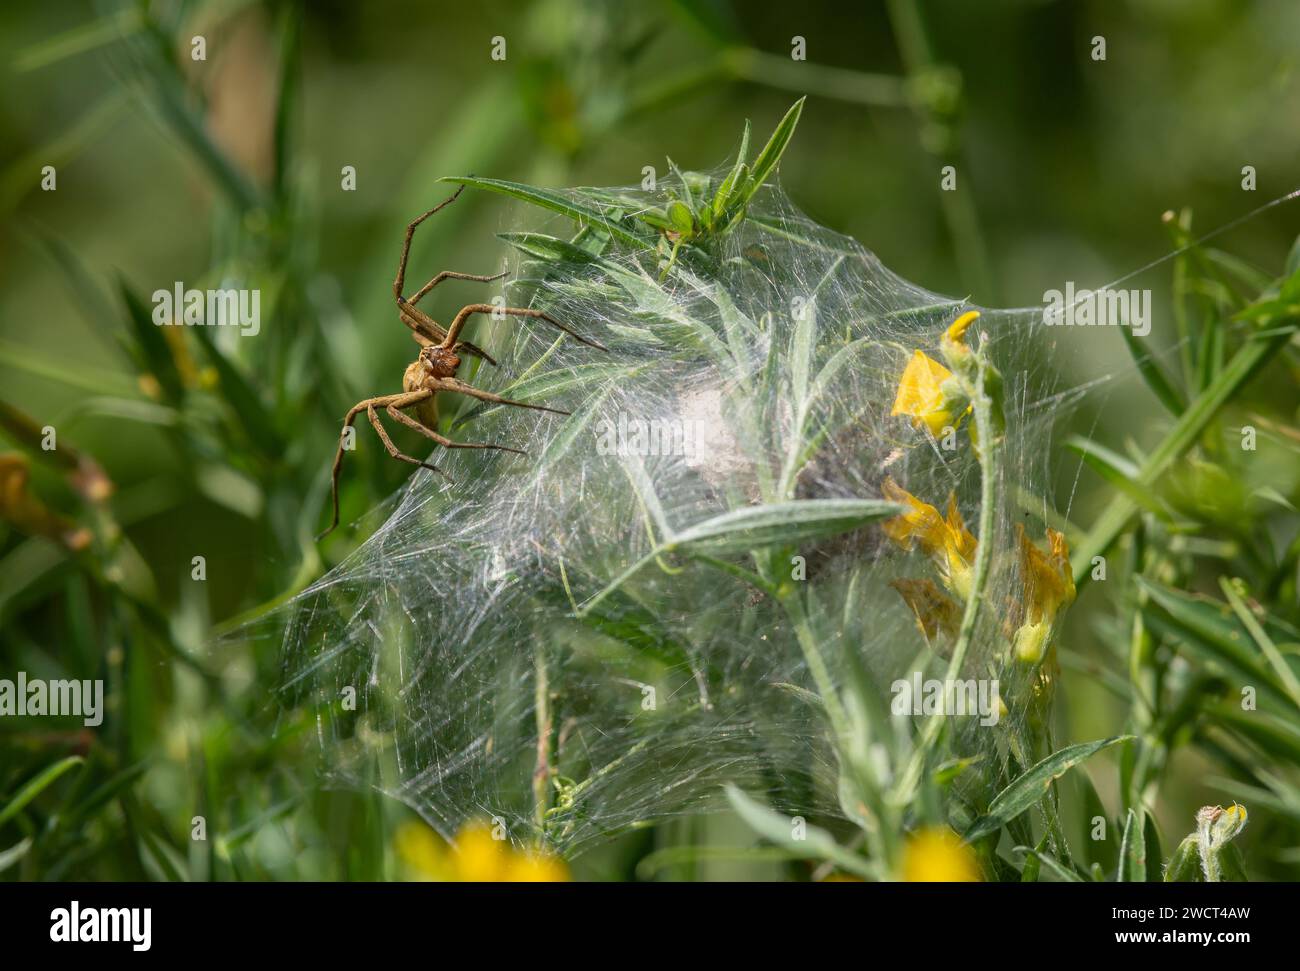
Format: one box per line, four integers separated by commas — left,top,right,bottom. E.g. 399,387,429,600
258,168,1263,858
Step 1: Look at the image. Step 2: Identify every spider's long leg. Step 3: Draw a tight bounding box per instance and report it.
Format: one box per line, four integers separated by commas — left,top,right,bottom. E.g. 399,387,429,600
319,391,436,539
434,377,570,416
407,268,509,308
386,404,526,455
399,302,498,366
365,404,449,478
440,304,608,352
393,186,465,302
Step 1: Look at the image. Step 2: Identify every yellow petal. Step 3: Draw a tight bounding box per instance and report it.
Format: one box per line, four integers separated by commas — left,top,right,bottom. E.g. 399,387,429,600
890,578,961,641
1017,525,1074,625
453,822,509,881
881,478,948,556
944,493,977,562
393,820,452,880
944,310,980,346
505,852,570,882
891,350,954,435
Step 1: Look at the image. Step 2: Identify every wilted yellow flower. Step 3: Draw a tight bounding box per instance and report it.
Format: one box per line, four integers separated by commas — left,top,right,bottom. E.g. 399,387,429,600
394,819,568,882
891,350,959,436
890,578,961,642
881,479,977,598
1012,525,1076,664
901,827,980,882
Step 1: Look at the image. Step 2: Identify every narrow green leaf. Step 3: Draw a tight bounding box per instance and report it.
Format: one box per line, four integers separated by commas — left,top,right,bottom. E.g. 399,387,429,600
13,9,141,72
1138,578,1296,711
270,3,301,203
749,97,806,192
1118,807,1147,882
1119,325,1185,415
190,327,283,456
1065,436,1172,519
441,176,654,249
1015,846,1085,882
1144,811,1164,882
498,232,598,265
119,277,184,402
1219,576,1300,708
1072,319,1294,586
669,499,903,554
965,737,1132,842
0,837,32,874
726,785,879,880
0,756,85,827
789,301,815,409
579,499,902,616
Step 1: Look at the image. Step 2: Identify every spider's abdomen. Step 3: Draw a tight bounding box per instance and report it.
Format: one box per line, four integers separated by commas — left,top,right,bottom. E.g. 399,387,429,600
402,360,425,394
414,396,439,428
402,360,441,427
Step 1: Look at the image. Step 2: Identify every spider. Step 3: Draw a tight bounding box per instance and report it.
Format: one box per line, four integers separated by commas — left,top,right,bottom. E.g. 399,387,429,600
319,186,606,537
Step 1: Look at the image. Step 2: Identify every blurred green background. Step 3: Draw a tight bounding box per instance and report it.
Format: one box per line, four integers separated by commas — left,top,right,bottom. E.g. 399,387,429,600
1,0,1298,880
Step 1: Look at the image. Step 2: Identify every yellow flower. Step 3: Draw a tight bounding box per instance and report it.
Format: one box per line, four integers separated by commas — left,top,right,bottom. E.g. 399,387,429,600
892,311,981,436
394,819,569,882
1012,525,1076,664
901,827,980,882
891,350,959,436
890,578,961,642
881,479,977,598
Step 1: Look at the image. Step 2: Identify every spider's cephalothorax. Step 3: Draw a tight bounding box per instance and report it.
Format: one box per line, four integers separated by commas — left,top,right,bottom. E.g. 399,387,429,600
412,345,461,383
319,186,608,538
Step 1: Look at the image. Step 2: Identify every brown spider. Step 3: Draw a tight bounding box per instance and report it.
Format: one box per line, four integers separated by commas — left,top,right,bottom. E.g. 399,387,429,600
320,186,606,537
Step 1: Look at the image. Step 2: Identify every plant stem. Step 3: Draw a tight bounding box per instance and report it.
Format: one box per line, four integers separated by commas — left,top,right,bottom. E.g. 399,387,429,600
532,645,552,842
782,593,852,747
892,350,1000,806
